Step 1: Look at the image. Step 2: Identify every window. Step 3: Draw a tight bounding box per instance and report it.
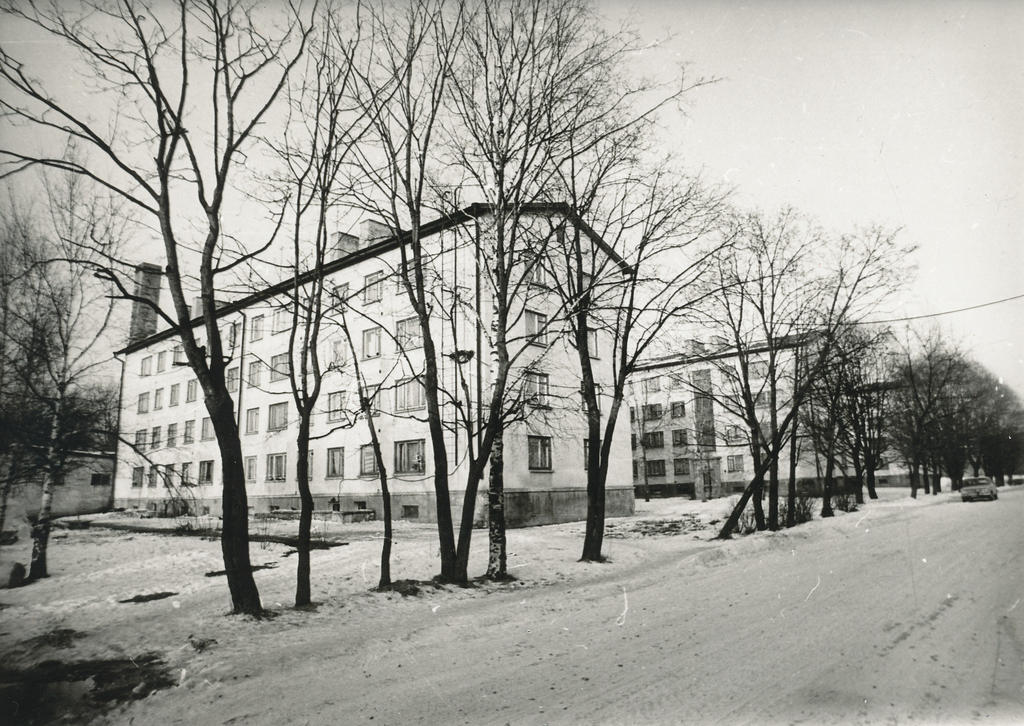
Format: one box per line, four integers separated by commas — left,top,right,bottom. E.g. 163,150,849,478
227,322,240,349
166,423,178,448
151,426,162,449
395,439,425,474
244,456,257,482
749,361,768,379
642,403,663,421
137,392,150,414
330,339,346,367
525,310,547,345
169,383,179,407
332,283,350,306
672,429,688,447
727,454,744,473
669,374,685,389
641,431,664,449
528,436,552,471
173,346,185,364
391,379,422,413
524,251,548,286
692,369,713,404
362,327,381,359
697,422,716,450
248,360,262,387
153,388,164,410
363,272,384,303
183,420,195,444
524,371,550,407
266,453,287,481
326,447,344,478
90,473,111,487
725,425,743,444
396,316,422,349
587,328,599,359
198,459,214,484
201,417,214,440
360,445,378,476
674,457,690,476
148,466,159,488
186,379,197,402
272,308,289,334
270,353,290,382
157,351,167,373
402,505,420,520
180,462,192,486
131,466,144,487
268,402,288,431
671,401,685,418
632,460,638,479
245,407,259,434
141,356,152,376
134,429,147,451
754,391,768,408
251,315,264,341
582,384,602,416
631,434,637,450
629,407,636,422
327,391,347,421
226,367,239,393
645,459,666,477
583,438,601,471
643,377,660,394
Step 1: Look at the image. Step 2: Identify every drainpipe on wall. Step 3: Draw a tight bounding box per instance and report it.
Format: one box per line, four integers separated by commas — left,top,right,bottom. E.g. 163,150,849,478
110,354,126,511
234,311,247,433
474,216,483,451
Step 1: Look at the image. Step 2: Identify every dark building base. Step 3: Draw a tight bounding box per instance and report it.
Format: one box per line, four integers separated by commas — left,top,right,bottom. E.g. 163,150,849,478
115,486,636,528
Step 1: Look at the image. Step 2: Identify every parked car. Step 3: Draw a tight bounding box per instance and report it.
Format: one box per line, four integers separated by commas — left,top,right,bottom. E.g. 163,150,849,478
961,476,999,502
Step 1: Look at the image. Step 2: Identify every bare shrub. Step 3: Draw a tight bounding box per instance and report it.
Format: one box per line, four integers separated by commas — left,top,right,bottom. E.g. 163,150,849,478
780,494,815,526
832,493,858,513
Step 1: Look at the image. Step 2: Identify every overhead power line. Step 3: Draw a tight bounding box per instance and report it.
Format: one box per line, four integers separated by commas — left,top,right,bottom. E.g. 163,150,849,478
859,292,1024,326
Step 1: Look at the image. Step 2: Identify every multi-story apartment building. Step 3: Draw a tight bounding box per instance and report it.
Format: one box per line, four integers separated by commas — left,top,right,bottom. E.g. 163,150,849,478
628,342,910,499
113,203,634,527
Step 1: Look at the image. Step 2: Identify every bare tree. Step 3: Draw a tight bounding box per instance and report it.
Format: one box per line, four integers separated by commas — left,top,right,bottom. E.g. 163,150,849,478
829,327,898,502
0,171,123,579
889,331,961,498
260,7,368,607
701,211,908,538
342,0,466,581
0,0,314,614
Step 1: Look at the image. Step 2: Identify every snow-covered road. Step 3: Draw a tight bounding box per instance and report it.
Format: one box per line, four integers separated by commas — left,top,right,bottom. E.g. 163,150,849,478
99,489,1024,726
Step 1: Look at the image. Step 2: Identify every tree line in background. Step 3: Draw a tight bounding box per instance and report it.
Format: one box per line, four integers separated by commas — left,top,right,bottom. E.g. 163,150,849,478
0,0,1017,614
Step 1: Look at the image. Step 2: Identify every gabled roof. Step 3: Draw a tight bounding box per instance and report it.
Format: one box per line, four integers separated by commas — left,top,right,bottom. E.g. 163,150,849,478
119,201,627,355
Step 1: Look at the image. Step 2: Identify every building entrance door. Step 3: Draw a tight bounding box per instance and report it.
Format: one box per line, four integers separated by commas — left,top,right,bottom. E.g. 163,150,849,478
701,457,723,499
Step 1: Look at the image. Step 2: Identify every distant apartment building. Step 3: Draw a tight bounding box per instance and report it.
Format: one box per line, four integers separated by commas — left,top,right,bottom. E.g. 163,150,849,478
113,203,634,526
628,342,907,500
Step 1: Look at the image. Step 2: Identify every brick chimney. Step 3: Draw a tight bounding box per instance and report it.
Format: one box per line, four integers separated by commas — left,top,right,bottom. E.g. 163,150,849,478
359,219,390,246
330,231,360,261
128,263,162,344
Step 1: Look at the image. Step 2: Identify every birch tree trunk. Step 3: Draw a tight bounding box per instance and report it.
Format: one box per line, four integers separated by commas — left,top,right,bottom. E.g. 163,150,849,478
485,423,507,579
28,403,61,581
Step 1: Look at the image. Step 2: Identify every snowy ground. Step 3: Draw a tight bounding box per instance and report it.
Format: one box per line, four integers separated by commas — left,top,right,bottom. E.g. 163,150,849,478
1,488,1022,725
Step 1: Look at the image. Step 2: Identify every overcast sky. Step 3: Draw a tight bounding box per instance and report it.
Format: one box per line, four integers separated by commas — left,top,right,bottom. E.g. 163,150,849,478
2,0,1020,393
604,0,1024,393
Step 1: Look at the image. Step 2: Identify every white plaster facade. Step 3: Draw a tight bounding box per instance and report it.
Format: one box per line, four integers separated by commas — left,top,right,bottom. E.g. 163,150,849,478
113,204,634,526
628,346,908,499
